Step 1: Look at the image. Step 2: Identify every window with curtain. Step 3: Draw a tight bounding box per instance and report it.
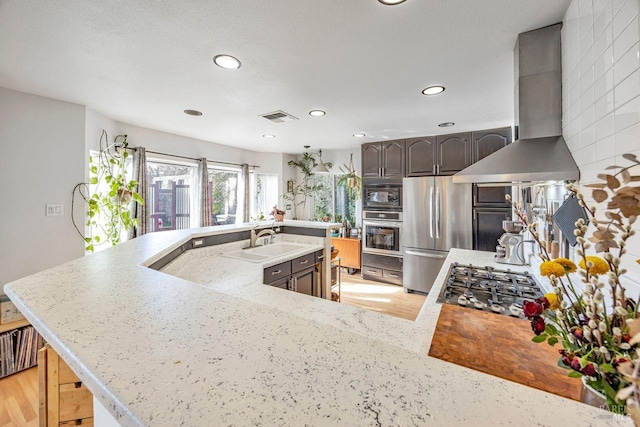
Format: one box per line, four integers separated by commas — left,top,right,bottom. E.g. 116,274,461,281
250,173,279,220
146,160,197,232
208,167,241,225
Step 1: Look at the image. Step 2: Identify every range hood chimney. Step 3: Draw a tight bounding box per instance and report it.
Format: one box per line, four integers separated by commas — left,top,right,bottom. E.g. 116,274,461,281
453,23,580,184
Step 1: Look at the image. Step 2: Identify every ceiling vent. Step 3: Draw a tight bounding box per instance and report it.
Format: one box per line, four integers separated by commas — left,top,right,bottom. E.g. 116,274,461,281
259,110,299,123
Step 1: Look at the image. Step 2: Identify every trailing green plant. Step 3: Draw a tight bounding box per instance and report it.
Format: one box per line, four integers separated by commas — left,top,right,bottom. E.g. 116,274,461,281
72,130,143,252
282,152,332,219
336,153,362,200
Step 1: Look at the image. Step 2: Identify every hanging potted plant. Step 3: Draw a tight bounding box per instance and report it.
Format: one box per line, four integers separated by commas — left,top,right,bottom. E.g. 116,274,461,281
73,131,143,252
336,153,362,200
281,151,332,219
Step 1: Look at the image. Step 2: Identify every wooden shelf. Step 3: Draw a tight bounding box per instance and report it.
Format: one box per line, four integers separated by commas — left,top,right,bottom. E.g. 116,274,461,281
0,319,30,334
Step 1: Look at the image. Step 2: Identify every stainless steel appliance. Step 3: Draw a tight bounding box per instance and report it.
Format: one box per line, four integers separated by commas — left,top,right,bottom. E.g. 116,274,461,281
496,220,528,266
362,211,402,257
363,182,402,211
437,263,543,318
402,176,472,293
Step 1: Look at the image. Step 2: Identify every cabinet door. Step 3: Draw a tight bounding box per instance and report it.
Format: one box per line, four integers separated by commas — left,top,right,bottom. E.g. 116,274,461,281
406,137,437,176
362,143,382,178
471,127,512,163
436,133,471,174
292,267,315,296
473,208,511,252
381,139,405,177
473,185,512,207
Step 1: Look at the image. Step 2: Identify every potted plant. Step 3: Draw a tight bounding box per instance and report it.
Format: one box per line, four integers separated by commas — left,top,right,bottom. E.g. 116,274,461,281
509,153,640,419
336,153,362,200
73,131,143,252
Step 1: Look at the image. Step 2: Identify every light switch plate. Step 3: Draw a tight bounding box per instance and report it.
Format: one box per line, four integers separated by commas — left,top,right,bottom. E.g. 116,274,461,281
46,204,63,216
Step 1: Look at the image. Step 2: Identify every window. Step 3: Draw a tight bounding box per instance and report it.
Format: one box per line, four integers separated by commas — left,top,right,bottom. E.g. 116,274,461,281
146,161,197,232
208,167,241,225
311,174,357,225
250,173,279,221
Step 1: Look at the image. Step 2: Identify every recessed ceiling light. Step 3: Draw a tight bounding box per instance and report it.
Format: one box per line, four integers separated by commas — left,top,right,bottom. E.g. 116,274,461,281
438,122,455,127
422,86,445,95
353,133,366,137
309,110,326,117
184,109,202,116
213,54,242,69
378,0,407,4
262,134,275,138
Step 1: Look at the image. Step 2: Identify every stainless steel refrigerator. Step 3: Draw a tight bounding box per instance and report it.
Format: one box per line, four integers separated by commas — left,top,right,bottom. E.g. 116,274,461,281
402,176,472,293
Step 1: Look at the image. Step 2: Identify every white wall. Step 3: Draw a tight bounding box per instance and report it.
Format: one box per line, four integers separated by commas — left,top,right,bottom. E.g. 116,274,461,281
562,0,640,294
0,87,85,286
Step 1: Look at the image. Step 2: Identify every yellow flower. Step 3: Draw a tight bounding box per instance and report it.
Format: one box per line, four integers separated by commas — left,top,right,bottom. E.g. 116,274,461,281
554,257,577,273
579,256,610,275
540,261,566,277
545,292,560,310
637,259,640,265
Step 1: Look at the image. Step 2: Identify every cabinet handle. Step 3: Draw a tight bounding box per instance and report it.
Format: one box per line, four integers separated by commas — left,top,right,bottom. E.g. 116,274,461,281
388,274,399,278
432,164,436,175
271,270,281,275
381,167,385,176
300,260,309,265
367,270,377,274
293,277,297,292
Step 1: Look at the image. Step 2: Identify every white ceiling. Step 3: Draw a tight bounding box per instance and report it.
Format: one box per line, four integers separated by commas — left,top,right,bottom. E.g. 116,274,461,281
0,0,571,153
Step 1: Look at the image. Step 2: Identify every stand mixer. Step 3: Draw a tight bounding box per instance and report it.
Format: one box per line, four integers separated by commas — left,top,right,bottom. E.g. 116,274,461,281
495,220,527,265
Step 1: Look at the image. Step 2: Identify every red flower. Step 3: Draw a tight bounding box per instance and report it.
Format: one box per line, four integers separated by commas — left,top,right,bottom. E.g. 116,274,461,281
558,349,572,367
530,316,546,335
612,357,629,368
570,358,582,372
572,328,584,341
535,296,550,309
582,363,596,377
523,301,543,318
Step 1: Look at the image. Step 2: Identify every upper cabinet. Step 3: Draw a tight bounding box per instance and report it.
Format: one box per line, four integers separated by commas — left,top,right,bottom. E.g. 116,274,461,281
362,140,405,178
471,127,512,163
436,132,471,175
406,137,437,176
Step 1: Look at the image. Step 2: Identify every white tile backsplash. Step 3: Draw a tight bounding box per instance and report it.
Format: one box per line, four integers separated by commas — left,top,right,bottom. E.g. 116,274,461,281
562,0,640,290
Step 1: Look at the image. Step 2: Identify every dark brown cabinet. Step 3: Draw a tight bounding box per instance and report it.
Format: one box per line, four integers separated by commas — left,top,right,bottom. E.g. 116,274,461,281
471,127,512,163
406,137,437,176
473,208,512,252
291,267,315,296
263,251,322,297
473,185,512,208
436,132,471,174
361,140,405,178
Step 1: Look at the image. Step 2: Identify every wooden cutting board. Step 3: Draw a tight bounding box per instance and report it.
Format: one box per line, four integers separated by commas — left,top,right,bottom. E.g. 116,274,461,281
428,304,582,401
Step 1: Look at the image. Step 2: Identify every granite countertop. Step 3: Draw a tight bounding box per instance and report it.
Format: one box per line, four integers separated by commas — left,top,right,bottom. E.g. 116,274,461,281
4,224,628,427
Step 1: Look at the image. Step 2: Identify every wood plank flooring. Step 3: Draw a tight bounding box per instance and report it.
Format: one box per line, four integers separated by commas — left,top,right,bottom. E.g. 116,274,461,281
0,273,424,426
0,367,39,427
339,271,426,321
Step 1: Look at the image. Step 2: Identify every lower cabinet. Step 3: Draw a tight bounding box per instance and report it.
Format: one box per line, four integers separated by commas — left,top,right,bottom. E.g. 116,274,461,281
38,344,94,427
473,208,511,252
361,253,403,286
263,251,323,297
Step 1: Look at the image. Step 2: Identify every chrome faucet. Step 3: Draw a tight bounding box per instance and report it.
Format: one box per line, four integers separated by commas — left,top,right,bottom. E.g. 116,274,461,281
250,227,276,248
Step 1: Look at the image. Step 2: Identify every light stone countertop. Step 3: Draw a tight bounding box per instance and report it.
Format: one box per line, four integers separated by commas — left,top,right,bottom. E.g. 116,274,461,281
4,222,629,427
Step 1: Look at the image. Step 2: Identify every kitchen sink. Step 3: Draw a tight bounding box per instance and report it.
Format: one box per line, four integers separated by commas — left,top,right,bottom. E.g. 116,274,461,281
223,243,310,263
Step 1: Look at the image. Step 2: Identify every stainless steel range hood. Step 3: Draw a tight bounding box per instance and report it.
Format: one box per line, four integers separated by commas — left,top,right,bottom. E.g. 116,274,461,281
454,23,580,184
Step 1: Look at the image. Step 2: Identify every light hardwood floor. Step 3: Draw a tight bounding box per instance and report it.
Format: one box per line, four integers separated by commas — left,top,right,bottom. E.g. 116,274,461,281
0,273,424,425
0,367,38,427
338,271,426,321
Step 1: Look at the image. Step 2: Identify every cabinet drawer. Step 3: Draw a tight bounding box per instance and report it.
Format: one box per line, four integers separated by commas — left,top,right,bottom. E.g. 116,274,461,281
59,383,93,422
60,418,94,426
362,266,383,278
263,261,291,284
383,269,403,285
291,253,315,273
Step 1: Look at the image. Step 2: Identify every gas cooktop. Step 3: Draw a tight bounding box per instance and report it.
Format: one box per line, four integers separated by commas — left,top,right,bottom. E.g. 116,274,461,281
436,263,544,318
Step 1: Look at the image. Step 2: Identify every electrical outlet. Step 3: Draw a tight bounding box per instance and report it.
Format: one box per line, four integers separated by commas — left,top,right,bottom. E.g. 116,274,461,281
46,204,63,216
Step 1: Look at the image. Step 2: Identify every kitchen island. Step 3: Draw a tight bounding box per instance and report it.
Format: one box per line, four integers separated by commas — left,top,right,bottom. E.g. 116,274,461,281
5,222,628,426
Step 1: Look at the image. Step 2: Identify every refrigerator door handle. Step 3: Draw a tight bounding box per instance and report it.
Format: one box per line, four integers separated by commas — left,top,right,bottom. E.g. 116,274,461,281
405,250,446,259
435,187,441,239
429,187,434,238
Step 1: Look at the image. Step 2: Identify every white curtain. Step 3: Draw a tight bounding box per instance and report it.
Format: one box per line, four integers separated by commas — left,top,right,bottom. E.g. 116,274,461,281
242,164,250,223
129,146,148,239
198,158,213,227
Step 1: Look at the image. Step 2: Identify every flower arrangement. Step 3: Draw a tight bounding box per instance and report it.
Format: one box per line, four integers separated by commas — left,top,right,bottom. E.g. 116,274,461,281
507,153,640,418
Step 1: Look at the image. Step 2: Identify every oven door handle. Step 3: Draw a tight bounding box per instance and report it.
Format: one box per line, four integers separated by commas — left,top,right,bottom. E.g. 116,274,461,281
429,187,434,238
363,221,402,228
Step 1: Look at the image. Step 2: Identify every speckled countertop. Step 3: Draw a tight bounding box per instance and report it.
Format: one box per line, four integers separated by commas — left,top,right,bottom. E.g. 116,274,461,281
4,222,629,427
